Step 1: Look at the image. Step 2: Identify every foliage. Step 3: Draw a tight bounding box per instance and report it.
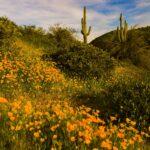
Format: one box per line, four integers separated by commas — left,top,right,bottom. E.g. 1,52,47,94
40,25,77,60
20,25,57,54
91,26,150,69
0,16,150,149
0,38,82,100
91,26,150,50
0,97,148,150
49,24,77,50
91,30,115,52
19,23,79,59
20,25,77,56
0,16,20,41
110,25,145,60
138,49,150,70
51,42,115,79
77,65,150,130
0,17,21,55
0,50,61,99
111,27,145,60
136,26,150,46
104,73,150,130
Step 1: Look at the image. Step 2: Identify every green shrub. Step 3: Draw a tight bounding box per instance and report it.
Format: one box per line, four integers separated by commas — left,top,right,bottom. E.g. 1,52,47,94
104,79,150,129
78,78,149,129
0,17,21,56
41,25,77,60
20,25,58,53
76,66,150,130
52,43,115,79
49,25,77,52
0,17,20,41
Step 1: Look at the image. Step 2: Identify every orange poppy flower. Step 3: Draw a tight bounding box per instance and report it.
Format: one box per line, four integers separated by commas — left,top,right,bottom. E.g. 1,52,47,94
0,97,8,103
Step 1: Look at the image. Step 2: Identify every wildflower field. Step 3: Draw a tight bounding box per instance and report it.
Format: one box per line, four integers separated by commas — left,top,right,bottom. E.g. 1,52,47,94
0,39,149,150
0,97,149,150
0,17,150,150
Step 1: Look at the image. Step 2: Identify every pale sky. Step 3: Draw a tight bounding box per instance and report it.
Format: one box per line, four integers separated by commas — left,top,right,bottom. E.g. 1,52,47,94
0,0,149,41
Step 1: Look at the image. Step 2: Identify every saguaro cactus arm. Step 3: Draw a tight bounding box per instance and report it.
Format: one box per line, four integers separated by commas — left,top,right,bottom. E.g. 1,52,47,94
87,26,91,36
124,20,128,41
117,27,121,42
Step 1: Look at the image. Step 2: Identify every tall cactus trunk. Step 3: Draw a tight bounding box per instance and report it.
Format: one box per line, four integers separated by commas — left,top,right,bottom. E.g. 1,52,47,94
83,34,87,44
117,13,128,43
81,6,91,44
124,20,128,41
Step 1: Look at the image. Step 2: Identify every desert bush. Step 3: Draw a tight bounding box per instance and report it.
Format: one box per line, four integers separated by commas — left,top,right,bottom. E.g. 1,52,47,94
49,25,77,52
52,43,115,79
40,25,77,60
104,77,150,129
20,25,58,53
0,17,22,64
0,17,20,39
77,66,150,130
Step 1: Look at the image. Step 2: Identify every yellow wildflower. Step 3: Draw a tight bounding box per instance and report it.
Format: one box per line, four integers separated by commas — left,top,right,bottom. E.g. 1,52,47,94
78,131,83,137
117,132,124,139
40,138,45,143
53,134,57,140
129,139,134,145
67,122,76,132
10,116,15,121
85,138,91,145
0,97,8,103
126,118,131,123
110,116,116,121
24,101,32,115
12,101,21,110
29,127,34,131
101,139,112,150
8,112,15,121
8,112,13,117
120,123,125,128
50,124,59,132
34,132,40,138
121,140,127,150
113,146,118,150
10,126,15,131
70,136,75,142
29,122,34,126
130,121,136,126
96,126,107,138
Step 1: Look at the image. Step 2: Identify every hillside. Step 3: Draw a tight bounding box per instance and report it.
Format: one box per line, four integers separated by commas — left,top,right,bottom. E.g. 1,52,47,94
0,17,150,150
91,26,150,51
91,26,150,70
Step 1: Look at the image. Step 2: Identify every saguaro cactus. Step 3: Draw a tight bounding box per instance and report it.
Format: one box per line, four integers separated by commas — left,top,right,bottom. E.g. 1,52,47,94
117,13,128,42
81,6,91,43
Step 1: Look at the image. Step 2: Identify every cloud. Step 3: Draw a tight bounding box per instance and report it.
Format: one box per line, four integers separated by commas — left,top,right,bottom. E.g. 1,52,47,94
133,11,150,27
128,0,150,27
0,0,149,41
136,0,150,8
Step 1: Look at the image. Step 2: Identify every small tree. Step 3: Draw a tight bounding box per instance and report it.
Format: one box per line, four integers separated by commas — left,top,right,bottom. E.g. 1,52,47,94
49,24,77,52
